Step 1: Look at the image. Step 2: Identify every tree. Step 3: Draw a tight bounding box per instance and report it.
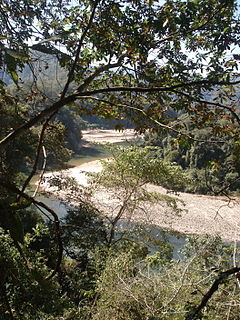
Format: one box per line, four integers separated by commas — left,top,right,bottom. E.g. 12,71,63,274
88,145,187,245
144,122,240,194
92,235,240,320
0,0,240,318
0,0,239,144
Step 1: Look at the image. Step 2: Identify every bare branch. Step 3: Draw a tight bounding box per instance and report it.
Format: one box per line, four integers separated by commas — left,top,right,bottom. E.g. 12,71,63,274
20,120,49,196
107,185,139,245
33,145,47,198
20,107,60,197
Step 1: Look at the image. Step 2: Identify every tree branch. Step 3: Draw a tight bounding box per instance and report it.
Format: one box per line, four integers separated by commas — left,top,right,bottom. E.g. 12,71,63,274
172,89,240,126
0,179,63,281
0,95,77,148
154,2,229,47
77,57,125,92
185,267,240,320
1,79,239,148
33,145,47,198
61,0,100,98
78,95,225,143
77,80,240,96
20,120,49,196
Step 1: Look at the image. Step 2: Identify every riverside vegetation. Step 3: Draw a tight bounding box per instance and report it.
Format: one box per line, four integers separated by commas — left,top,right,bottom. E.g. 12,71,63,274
0,0,240,319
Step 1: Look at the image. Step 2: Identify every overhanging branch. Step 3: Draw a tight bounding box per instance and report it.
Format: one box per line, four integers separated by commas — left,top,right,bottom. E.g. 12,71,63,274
78,95,225,143
61,0,101,97
77,57,125,92
172,89,240,126
76,79,240,96
0,79,239,148
0,95,77,148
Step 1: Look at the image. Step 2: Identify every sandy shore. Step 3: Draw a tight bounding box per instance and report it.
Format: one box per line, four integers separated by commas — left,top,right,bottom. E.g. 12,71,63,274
81,129,141,144
41,158,240,242
40,130,240,242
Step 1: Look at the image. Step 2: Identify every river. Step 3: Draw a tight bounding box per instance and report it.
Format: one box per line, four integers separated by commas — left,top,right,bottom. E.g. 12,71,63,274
35,129,240,257
35,129,186,259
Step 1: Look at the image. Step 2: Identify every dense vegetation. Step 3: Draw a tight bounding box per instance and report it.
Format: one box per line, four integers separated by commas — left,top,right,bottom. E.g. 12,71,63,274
144,122,240,194
0,0,240,319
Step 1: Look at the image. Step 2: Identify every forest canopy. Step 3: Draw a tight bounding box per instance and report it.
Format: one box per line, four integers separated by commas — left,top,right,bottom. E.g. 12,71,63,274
0,0,240,319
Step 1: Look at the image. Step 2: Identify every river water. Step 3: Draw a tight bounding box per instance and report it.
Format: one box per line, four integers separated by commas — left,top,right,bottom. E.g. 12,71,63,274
38,194,186,259
36,135,186,259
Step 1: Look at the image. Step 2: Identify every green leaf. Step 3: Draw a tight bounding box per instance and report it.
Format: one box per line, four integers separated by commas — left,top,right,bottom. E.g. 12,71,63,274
9,70,19,85
5,48,32,62
10,199,32,210
8,213,24,244
5,53,18,85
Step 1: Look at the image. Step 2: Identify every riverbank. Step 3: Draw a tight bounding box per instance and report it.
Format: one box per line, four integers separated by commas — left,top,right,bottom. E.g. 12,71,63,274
81,129,141,144
38,129,240,242
40,158,240,242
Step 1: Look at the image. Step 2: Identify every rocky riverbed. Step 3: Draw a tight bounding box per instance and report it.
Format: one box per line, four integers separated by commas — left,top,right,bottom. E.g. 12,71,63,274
39,129,240,242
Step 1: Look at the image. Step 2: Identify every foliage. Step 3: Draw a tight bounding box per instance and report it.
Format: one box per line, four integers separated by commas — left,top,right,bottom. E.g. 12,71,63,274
88,145,187,245
92,235,240,320
0,0,239,137
144,125,240,194
0,226,72,319
0,204,109,319
97,145,189,191
0,0,240,318
62,204,107,255
0,87,37,180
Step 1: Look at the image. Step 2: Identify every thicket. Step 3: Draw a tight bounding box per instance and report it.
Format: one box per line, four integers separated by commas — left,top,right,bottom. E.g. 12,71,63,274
144,122,240,194
0,0,240,319
1,148,240,319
